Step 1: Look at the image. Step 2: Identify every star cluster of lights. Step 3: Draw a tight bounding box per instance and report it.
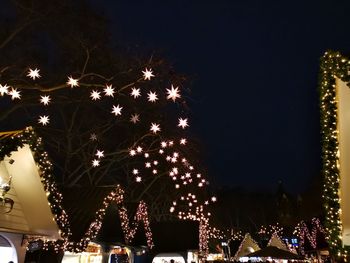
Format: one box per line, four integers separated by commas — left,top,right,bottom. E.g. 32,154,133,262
1,65,213,254
258,223,284,237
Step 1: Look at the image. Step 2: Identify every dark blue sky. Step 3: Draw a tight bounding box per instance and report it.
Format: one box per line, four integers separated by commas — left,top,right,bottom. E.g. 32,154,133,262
89,0,350,193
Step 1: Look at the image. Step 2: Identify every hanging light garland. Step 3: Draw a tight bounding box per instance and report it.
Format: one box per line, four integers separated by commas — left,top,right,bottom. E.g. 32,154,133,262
319,50,350,260
1,63,213,254
293,217,325,255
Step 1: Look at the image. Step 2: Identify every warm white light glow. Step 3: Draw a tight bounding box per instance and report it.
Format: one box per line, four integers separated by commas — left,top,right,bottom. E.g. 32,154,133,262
27,68,41,80
104,84,115,97
166,85,181,102
150,123,160,134
90,90,101,100
0,84,9,96
137,146,143,153
38,115,50,125
96,150,104,158
40,95,51,105
92,159,100,167
67,76,79,88
9,88,21,100
136,176,142,182
147,91,158,102
111,104,123,116
178,118,189,129
131,87,141,98
180,138,187,145
142,68,154,80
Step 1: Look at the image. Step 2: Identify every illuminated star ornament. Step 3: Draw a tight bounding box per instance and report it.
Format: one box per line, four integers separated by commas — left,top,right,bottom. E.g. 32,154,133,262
92,159,100,167
90,133,98,141
130,87,141,98
0,84,9,96
9,88,21,100
104,84,115,97
150,123,161,134
180,138,187,145
130,113,140,124
136,176,142,182
147,91,158,102
111,104,123,116
178,118,189,129
67,76,79,88
96,150,104,158
27,68,41,80
40,95,51,105
142,68,154,80
38,115,50,125
90,90,101,100
166,85,181,102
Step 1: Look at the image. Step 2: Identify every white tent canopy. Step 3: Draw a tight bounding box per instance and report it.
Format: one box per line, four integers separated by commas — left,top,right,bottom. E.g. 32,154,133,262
0,144,61,238
232,233,260,261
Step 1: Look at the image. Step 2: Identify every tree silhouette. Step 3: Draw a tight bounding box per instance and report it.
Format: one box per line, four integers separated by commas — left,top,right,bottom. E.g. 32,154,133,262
0,0,214,226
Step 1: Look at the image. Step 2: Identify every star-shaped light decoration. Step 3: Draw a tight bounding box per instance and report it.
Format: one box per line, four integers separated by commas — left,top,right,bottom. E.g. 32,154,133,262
145,162,151,168
92,159,100,167
27,68,41,80
178,118,189,129
180,138,187,145
104,84,115,97
130,87,141,98
0,84,9,96
166,85,181,102
40,95,51,105
67,76,79,88
130,113,140,124
211,196,217,202
136,176,142,182
9,88,21,100
150,123,160,134
136,146,143,153
90,133,97,141
142,68,154,80
111,104,123,116
147,91,158,102
129,149,136,156
90,90,101,100
96,150,104,159
132,169,139,175
38,115,50,125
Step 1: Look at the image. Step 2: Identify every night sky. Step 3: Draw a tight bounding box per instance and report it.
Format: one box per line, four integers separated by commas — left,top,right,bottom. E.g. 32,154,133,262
86,0,350,193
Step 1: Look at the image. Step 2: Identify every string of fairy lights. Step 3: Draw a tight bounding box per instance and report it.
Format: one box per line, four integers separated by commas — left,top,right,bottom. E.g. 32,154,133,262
258,223,284,237
0,128,155,252
293,217,325,255
319,50,350,259
0,65,215,254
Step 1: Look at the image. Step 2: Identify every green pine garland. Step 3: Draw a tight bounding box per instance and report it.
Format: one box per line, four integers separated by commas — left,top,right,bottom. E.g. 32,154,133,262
320,50,350,259
0,127,72,251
